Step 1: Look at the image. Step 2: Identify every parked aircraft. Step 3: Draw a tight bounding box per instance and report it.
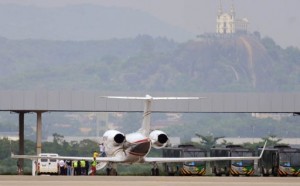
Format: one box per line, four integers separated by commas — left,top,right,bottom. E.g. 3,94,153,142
12,95,266,175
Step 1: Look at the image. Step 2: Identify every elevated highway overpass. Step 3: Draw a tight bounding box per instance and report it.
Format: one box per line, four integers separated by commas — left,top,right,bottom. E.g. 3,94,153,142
1,91,299,171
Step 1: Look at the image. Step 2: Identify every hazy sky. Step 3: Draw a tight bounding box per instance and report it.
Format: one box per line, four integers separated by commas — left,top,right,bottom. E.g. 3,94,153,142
0,0,299,48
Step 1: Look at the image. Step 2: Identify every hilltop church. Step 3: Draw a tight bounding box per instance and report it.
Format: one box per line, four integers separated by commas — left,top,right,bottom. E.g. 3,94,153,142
216,1,249,35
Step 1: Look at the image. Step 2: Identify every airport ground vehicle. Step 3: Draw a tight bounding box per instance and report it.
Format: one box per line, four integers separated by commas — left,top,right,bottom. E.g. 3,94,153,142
37,153,59,175
162,145,207,176
258,145,300,176
210,145,255,176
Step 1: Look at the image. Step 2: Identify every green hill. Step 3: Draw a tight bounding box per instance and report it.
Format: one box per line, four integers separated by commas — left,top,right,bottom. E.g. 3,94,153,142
0,33,299,92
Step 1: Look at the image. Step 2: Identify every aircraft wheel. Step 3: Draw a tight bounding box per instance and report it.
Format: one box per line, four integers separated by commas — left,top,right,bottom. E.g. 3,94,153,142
151,168,155,176
155,168,159,176
151,168,159,176
107,168,117,176
166,165,175,176
215,169,222,176
261,167,269,177
111,168,117,176
106,168,111,175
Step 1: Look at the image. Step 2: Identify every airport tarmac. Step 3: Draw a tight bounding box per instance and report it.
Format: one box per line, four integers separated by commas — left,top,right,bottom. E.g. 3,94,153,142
0,176,299,186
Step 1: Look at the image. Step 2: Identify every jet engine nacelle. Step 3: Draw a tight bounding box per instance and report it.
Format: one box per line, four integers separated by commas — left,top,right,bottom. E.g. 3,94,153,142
149,130,169,149
103,130,125,146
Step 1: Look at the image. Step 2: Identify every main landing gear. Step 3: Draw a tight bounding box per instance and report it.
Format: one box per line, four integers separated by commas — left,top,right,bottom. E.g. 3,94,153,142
106,163,118,176
151,163,159,176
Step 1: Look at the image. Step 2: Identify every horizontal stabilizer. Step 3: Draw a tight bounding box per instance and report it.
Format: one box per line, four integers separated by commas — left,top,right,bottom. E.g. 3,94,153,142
100,95,205,100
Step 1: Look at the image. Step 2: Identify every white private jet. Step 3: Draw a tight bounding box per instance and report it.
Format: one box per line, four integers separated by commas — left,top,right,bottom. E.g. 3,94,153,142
12,95,266,175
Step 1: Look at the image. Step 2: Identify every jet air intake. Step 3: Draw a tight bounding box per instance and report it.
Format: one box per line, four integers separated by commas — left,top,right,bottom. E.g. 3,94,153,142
103,130,125,146
114,133,125,144
158,133,168,144
149,130,169,149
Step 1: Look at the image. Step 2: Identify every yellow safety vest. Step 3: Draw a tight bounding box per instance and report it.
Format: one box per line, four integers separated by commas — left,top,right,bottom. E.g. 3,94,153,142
92,160,97,167
73,161,78,168
80,160,86,168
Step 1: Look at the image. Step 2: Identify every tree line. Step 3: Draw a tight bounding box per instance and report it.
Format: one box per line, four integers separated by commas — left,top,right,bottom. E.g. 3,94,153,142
0,34,299,92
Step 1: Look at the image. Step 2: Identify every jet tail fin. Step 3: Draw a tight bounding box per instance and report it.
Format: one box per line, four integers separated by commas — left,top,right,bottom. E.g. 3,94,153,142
100,95,204,136
100,95,153,136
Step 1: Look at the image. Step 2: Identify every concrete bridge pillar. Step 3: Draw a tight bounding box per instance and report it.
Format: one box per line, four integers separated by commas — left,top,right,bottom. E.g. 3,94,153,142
18,112,25,175
36,112,43,155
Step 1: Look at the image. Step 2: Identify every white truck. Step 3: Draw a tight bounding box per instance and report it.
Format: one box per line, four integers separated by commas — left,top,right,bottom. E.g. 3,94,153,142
36,153,59,175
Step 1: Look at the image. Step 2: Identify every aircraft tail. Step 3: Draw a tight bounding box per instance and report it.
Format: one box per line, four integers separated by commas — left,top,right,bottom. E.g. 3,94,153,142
139,96,152,136
100,95,203,136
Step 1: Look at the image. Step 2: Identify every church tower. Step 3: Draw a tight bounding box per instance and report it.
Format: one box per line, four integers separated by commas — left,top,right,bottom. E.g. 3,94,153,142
216,0,235,34
216,0,248,35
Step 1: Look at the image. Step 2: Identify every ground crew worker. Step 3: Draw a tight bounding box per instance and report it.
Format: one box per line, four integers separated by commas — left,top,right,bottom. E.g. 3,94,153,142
72,160,78,175
58,159,65,175
17,160,22,175
80,160,86,175
77,160,81,176
65,160,72,176
93,151,99,159
99,143,106,157
85,160,89,176
91,158,97,176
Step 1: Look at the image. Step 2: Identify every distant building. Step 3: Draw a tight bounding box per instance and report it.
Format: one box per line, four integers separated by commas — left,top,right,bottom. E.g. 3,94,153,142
216,0,248,35
235,18,249,34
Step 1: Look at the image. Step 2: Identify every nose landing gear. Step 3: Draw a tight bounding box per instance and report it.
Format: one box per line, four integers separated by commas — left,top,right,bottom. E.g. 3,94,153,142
106,162,118,176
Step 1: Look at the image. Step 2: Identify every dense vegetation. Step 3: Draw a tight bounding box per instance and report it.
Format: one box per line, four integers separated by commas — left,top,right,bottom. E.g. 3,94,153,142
0,33,299,92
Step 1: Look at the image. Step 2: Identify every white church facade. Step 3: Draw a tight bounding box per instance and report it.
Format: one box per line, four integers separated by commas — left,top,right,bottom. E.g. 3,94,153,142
216,1,249,35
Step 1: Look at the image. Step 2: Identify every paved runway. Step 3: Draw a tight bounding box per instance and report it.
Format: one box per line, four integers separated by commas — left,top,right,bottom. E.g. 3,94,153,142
0,176,300,186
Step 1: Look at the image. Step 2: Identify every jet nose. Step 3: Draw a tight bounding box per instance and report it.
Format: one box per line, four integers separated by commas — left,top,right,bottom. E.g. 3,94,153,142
129,139,151,156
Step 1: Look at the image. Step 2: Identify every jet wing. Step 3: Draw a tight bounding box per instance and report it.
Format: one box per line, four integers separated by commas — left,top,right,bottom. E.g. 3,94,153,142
11,154,124,162
145,141,267,163
144,156,260,163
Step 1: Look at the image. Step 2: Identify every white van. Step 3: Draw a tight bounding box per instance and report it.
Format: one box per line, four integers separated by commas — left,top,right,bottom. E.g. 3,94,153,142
37,153,59,175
